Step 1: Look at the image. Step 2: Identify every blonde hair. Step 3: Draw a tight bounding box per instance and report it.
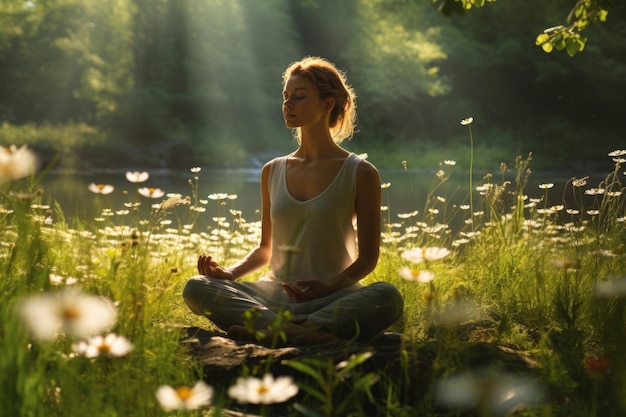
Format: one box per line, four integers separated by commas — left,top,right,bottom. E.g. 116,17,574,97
282,56,357,143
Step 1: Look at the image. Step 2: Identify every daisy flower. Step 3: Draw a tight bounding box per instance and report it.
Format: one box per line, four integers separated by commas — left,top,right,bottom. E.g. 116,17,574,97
228,374,298,405
401,247,451,264
125,171,149,183
155,381,213,411
88,183,114,195
399,267,435,283
72,333,134,358
18,288,117,341
0,145,37,183
138,187,165,198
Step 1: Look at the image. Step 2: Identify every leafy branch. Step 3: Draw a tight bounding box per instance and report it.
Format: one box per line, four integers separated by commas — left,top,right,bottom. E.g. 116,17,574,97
433,0,610,56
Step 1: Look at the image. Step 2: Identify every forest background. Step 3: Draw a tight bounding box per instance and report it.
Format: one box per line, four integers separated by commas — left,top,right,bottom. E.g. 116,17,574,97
0,0,624,173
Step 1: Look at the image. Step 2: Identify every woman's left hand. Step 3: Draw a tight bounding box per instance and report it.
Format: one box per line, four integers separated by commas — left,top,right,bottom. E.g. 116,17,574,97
282,280,333,302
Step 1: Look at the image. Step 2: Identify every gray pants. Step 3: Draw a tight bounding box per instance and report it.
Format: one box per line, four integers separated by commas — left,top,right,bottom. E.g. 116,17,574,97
182,276,404,342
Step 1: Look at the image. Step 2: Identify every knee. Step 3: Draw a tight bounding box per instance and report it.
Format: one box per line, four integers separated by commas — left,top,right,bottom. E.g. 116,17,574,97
182,275,208,315
371,282,404,319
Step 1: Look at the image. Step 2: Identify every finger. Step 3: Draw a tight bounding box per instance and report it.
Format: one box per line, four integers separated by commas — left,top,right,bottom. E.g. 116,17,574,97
282,284,299,301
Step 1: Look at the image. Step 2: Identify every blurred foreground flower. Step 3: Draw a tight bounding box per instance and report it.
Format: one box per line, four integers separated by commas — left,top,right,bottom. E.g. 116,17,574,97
155,381,213,411
595,277,626,297
18,288,117,341
228,373,298,404
401,247,451,264
0,145,37,183
399,267,435,283
88,183,115,195
435,371,545,417
72,333,134,358
138,187,165,198
125,171,149,183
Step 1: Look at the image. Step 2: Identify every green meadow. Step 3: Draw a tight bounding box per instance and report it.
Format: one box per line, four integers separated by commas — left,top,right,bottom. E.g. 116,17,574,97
1,137,626,416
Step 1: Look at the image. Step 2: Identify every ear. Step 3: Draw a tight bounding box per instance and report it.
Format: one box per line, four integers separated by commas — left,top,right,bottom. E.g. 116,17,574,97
323,98,335,114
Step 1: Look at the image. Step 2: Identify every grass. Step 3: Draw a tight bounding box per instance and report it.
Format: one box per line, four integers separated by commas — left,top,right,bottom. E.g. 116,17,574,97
1,140,626,416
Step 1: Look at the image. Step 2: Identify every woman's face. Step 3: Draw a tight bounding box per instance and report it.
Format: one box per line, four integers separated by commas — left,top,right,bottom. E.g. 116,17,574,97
282,74,328,130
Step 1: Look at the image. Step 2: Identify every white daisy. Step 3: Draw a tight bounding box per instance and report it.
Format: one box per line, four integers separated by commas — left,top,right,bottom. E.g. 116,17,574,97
228,374,298,404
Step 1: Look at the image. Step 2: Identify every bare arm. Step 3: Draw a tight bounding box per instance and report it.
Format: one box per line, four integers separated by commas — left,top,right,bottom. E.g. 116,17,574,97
197,162,273,280
283,160,381,300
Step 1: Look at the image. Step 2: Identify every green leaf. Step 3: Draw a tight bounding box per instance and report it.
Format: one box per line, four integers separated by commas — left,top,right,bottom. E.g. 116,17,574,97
565,37,586,57
283,359,326,386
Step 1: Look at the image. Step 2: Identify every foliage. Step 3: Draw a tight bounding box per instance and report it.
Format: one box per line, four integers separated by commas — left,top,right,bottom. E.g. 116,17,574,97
0,1,625,168
3,120,626,416
434,0,611,56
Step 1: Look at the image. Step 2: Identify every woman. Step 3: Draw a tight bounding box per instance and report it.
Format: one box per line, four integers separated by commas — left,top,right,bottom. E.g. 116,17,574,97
183,56,404,346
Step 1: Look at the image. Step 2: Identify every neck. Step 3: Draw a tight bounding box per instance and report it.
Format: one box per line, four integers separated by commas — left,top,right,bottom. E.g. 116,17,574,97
294,124,343,159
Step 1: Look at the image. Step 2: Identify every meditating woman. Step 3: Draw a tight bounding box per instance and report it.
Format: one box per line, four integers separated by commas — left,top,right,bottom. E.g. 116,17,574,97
183,56,404,346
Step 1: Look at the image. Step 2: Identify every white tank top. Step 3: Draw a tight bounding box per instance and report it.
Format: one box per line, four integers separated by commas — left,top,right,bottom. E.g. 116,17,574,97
267,153,362,283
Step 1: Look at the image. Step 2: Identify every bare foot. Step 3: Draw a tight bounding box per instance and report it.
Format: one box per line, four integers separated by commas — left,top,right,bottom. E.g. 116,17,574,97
227,323,337,347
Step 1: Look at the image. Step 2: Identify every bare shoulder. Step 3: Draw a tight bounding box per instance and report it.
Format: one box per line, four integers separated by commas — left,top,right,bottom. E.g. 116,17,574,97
356,157,380,182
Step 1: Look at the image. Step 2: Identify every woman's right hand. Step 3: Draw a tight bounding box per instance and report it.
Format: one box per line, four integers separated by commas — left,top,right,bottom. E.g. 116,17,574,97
197,254,234,280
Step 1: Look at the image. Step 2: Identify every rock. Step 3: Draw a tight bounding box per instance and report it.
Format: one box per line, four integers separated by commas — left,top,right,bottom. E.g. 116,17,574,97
181,326,539,416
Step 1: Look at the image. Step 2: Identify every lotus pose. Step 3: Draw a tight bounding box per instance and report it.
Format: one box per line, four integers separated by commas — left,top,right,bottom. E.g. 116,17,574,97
183,57,404,346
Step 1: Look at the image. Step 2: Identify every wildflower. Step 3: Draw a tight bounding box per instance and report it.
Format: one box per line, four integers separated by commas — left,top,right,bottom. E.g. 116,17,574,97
586,209,600,216
433,298,479,325
397,210,419,219
190,167,201,173
399,267,435,283
538,183,554,189
228,373,298,404
208,193,237,200
155,381,213,411
49,274,78,286
444,160,456,165
138,187,165,198
0,145,37,183
551,258,577,269
460,117,473,125
572,177,588,187
401,247,451,264
422,224,448,234
18,288,117,341
381,182,391,189
435,372,545,416
608,150,626,157
595,277,626,297
72,333,134,358
88,183,114,195
585,188,606,195
125,171,149,183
